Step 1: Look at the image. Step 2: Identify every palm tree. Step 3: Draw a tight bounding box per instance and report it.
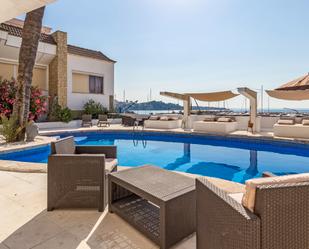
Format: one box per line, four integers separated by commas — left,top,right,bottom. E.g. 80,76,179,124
12,7,45,141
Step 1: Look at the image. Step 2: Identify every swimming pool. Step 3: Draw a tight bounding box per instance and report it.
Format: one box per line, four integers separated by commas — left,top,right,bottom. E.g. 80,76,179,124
1,131,309,183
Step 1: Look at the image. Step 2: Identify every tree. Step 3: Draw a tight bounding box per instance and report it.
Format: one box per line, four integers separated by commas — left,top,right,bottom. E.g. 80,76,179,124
12,7,45,141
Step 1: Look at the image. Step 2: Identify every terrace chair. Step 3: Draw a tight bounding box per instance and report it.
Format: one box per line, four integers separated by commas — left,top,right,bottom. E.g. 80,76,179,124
196,173,309,249
47,136,117,212
121,115,136,126
97,114,110,127
81,114,92,127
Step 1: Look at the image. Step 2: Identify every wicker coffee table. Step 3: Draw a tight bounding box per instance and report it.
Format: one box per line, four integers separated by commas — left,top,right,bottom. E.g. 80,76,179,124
108,165,196,249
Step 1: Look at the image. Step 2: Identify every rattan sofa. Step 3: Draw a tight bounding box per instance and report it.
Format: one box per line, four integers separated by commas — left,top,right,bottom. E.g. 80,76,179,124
47,136,117,212
196,176,309,249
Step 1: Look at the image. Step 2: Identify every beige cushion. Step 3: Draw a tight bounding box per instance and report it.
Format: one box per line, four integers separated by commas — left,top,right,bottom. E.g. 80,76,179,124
277,119,295,125
160,116,169,121
105,158,118,172
54,137,75,154
302,119,309,125
228,192,244,204
217,117,231,122
242,173,309,212
203,117,216,122
149,115,159,120
169,116,179,120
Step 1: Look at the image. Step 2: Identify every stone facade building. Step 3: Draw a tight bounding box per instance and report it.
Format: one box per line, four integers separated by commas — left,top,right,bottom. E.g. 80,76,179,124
0,18,116,113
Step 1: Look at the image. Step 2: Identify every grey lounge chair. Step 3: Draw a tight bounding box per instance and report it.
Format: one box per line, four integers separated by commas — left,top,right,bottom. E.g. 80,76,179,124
196,176,309,249
81,114,92,127
47,136,117,212
97,114,110,127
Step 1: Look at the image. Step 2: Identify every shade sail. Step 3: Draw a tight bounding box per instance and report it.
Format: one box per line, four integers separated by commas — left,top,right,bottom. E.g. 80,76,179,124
0,0,56,23
276,73,309,91
186,91,239,102
160,91,189,101
266,90,309,100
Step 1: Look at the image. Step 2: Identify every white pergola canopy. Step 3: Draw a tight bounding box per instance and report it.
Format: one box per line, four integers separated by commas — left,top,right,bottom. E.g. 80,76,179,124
0,0,56,23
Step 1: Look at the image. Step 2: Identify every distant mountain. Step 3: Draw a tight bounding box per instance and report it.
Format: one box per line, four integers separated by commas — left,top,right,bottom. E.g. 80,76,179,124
115,100,228,112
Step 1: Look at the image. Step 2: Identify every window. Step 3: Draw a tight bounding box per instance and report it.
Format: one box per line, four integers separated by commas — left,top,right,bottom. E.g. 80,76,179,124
89,75,104,94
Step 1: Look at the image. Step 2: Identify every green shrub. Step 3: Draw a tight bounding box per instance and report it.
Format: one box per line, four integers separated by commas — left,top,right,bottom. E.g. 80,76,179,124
49,99,73,123
57,107,72,123
83,99,107,119
0,115,23,143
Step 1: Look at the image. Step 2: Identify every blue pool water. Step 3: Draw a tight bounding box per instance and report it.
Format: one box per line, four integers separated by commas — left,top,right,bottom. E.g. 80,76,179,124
1,131,309,183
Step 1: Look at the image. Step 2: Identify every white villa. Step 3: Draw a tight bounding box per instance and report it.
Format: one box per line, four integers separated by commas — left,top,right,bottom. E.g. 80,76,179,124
0,18,116,112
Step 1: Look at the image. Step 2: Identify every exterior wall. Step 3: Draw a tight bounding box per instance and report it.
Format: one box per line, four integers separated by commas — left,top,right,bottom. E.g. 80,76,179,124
32,66,48,91
49,31,68,107
67,54,114,111
0,61,14,80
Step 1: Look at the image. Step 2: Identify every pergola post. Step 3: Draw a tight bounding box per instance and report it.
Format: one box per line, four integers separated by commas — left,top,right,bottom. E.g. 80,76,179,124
183,96,191,129
237,87,258,132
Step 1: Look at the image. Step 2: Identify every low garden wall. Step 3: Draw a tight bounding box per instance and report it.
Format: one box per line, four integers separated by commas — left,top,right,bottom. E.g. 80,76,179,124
36,118,122,130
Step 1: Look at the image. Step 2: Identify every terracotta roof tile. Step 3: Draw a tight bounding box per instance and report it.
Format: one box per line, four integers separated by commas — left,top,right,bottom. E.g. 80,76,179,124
0,23,56,44
67,45,116,63
0,22,115,63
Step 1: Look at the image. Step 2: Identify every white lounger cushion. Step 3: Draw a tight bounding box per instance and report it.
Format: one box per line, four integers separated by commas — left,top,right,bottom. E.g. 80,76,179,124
242,173,309,212
217,117,232,122
302,119,309,125
277,119,295,125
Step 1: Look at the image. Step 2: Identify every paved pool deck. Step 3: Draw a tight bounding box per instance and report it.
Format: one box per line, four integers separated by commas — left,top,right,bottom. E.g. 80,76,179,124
0,124,304,248
0,166,244,249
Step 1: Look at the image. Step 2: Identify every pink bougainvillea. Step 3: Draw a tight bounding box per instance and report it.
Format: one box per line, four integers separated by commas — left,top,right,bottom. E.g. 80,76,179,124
0,79,48,121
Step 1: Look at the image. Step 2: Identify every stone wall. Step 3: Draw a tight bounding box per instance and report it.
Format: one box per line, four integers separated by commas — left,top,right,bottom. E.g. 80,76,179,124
49,31,68,108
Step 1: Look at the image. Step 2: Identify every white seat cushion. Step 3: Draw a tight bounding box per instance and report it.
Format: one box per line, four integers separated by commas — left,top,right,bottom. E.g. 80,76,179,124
228,192,244,204
242,173,309,212
105,158,118,172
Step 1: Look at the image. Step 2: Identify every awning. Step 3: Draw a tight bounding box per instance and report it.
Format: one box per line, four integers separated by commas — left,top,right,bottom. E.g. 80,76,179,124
266,89,309,101
0,0,56,23
186,91,239,102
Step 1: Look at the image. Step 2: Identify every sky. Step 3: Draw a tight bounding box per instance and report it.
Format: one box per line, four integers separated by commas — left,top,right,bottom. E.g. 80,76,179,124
42,0,309,110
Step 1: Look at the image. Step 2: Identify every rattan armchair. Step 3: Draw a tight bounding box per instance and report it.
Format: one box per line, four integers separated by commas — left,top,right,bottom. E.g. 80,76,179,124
196,177,309,249
47,136,117,212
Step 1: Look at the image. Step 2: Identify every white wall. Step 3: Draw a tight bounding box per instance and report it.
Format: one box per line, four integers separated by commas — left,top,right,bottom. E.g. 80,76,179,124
67,54,114,110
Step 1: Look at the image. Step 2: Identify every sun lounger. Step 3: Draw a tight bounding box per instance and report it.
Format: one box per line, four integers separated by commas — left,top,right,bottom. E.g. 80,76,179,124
97,114,110,127
274,122,309,139
193,118,238,134
81,114,92,127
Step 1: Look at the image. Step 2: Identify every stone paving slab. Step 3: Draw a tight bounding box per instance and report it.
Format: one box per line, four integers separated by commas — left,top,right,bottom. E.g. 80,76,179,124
0,168,245,249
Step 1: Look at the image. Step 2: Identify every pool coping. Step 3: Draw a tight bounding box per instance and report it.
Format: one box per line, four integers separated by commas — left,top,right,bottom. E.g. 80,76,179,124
42,128,309,147
1,127,309,173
